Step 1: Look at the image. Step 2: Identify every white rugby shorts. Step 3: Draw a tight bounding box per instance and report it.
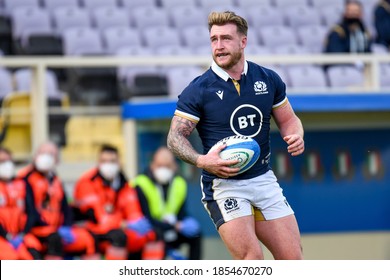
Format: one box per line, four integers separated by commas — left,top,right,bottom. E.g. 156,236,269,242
202,170,294,229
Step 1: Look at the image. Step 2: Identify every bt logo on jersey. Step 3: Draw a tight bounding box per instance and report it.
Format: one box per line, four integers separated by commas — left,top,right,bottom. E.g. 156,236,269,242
238,114,256,129
230,104,263,137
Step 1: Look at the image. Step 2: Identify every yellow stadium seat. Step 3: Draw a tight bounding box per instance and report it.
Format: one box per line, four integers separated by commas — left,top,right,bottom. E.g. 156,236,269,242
61,115,125,163
0,92,32,161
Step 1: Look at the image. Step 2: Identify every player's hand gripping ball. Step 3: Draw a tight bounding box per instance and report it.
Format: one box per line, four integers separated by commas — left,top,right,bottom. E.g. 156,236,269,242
209,135,260,175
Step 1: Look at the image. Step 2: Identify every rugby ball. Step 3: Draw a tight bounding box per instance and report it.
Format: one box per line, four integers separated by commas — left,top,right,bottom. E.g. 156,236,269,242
209,135,260,175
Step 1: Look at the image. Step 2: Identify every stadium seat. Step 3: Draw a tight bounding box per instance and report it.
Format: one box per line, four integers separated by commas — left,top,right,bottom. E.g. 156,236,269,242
0,93,31,161
380,64,390,89
155,45,192,56
326,66,365,89
258,26,298,48
91,6,130,32
244,45,272,55
115,46,155,82
166,66,204,98
132,7,169,30
203,5,247,20
273,0,309,8
43,0,80,13
311,0,343,10
246,28,260,47
371,44,389,54
3,0,39,13
119,66,159,86
62,27,104,55
193,45,211,55
161,0,197,9
143,26,181,50
265,65,290,87
234,0,272,8
181,25,210,49
320,5,343,27
169,6,206,30
53,7,91,35
273,44,310,55
120,0,156,10
287,65,328,89
0,68,13,100
62,115,125,162
246,5,284,28
297,25,327,53
102,27,141,55
82,0,118,10
10,7,63,55
11,7,51,39
197,0,234,9
284,5,321,29
14,69,63,100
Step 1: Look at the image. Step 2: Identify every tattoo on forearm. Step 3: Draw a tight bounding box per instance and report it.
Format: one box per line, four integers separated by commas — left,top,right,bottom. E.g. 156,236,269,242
167,116,199,166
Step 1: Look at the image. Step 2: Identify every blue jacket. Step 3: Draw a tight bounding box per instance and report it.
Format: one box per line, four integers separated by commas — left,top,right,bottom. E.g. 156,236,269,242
374,0,390,48
324,21,371,53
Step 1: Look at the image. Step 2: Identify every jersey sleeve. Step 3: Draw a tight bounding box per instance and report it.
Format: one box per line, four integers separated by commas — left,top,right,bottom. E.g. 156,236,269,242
270,70,288,109
174,82,202,123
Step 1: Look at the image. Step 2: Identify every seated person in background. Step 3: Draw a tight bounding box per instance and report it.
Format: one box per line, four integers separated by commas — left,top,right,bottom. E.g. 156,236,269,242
324,0,371,53
133,147,202,260
18,142,98,260
0,147,42,260
73,144,157,260
374,0,390,50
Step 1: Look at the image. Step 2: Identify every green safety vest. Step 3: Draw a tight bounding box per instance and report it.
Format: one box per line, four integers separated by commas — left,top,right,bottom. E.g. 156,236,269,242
133,174,187,221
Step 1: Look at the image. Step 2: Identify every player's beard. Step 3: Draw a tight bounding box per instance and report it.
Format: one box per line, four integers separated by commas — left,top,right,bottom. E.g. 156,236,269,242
213,49,243,70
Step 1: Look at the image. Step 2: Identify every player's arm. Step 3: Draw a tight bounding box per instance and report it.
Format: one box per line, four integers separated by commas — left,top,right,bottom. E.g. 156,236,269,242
167,115,199,165
167,115,239,178
272,100,304,156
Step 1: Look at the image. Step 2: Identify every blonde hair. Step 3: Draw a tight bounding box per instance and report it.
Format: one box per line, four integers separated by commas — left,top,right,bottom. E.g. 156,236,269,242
208,11,248,36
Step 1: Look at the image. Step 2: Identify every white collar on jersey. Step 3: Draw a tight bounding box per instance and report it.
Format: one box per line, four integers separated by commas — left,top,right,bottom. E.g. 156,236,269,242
211,60,248,81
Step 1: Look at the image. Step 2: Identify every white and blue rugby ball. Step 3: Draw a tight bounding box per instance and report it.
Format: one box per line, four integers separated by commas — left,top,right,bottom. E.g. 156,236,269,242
209,135,261,175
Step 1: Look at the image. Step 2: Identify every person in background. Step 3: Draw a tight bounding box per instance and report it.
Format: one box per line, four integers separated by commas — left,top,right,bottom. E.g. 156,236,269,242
133,147,202,260
0,147,42,259
73,144,157,260
374,0,390,50
324,0,371,53
18,142,98,259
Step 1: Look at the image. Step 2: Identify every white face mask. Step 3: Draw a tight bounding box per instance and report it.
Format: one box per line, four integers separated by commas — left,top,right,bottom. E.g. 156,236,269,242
99,162,120,180
35,153,55,172
0,161,15,180
153,167,174,185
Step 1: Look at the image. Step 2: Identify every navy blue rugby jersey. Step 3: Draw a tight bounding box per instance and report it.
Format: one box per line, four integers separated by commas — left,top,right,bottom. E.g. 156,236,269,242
174,60,287,180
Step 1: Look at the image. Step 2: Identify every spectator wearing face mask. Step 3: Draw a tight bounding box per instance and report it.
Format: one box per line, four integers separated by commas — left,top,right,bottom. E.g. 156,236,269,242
0,147,42,259
324,0,371,53
133,146,202,260
374,0,390,50
73,144,157,260
18,142,98,259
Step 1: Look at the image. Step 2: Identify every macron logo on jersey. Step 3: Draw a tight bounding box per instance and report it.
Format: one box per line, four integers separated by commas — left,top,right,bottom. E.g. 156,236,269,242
254,81,268,95
216,90,224,100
